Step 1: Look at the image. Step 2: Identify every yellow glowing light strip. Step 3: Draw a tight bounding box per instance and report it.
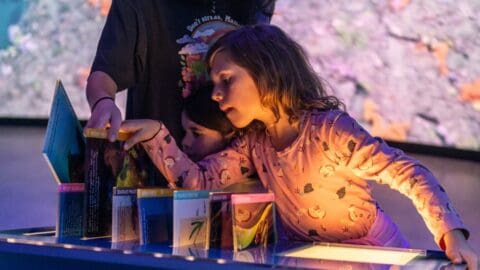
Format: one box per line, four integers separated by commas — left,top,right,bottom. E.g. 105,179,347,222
280,243,425,266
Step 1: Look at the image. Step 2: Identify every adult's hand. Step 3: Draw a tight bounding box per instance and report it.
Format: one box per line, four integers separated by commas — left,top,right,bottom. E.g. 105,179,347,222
85,98,122,142
85,71,120,141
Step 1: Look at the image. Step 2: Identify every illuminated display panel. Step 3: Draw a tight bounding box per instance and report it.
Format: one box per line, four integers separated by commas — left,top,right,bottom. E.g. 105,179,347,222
1,0,479,151
280,242,426,266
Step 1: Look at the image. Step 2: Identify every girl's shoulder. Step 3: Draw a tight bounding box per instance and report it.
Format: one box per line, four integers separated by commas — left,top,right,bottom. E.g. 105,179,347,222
229,128,266,153
304,108,348,127
304,109,368,139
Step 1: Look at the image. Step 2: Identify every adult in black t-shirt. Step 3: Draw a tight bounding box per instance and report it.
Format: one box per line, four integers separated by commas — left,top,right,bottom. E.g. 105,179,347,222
85,0,276,143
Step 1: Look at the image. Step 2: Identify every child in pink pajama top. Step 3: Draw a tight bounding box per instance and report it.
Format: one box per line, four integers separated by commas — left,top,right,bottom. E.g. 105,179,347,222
120,24,477,268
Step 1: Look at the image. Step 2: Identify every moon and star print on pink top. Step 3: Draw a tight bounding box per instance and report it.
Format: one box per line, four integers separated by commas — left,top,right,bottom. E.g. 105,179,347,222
142,109,467,247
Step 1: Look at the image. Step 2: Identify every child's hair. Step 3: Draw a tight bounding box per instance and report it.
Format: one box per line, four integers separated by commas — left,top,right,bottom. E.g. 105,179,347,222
183,83,235,137
205,24,344,127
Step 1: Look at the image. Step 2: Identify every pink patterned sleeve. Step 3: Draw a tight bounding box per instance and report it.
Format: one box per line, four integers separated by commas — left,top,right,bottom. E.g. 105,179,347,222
320,111,468,248
141,123,255,190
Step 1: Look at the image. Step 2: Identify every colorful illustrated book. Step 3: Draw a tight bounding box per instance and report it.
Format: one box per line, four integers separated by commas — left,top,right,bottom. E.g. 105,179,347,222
42,80,85,184
231,193,276,251
83,128,148,238
56,183,85,238
206,191,233,250
112,187,139,242
137,188,174,245
173,190,210,248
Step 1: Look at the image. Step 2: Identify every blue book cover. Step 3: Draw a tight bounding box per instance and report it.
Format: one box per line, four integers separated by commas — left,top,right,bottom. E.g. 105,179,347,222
56,183,85,238
137,188,174,245
112,187,139,243
42,80,85,184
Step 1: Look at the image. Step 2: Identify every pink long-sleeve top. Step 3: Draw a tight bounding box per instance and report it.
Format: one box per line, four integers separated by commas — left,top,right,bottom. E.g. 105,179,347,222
142,109,467,247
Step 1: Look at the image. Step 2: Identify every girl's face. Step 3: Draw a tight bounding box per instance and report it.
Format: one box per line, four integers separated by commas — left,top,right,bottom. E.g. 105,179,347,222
181,111,227,162
210,51,274,128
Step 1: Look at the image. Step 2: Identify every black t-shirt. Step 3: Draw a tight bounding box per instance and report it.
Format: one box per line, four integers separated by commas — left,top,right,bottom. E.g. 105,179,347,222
91,0,276,143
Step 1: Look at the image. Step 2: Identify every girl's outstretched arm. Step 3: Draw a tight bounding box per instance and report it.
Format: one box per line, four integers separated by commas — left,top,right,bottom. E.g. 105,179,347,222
121,119,162,149
120,119,255,190
322,111,477,268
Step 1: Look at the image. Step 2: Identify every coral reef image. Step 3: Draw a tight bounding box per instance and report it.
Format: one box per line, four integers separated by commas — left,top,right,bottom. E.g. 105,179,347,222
1,0,479,150
0,0,110,119
272,0,480,150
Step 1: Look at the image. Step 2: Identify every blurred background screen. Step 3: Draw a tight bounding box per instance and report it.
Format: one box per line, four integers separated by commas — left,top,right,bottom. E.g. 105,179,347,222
1,0,479,152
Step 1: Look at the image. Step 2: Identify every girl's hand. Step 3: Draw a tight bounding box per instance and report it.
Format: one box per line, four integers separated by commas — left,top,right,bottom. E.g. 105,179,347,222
120,119,162,150
443,229,478,270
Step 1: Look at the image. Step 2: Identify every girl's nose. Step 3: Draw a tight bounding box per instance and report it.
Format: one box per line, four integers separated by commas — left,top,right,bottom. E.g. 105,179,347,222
211,88,223,102
181,137,191,151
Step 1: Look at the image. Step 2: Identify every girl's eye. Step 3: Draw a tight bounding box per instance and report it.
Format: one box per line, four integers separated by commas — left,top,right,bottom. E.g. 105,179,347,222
192,131,201,138
221,77,230,86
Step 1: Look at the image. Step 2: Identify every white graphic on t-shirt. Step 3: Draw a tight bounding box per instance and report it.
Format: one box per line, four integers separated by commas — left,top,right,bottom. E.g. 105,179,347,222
177,16,239,98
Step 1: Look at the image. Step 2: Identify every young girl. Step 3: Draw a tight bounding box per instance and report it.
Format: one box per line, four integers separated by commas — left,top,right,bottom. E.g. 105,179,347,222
120,25,477,268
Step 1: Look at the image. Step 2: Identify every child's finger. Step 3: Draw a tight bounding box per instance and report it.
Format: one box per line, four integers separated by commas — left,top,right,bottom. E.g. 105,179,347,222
124,131,144,150
119,120,141,133
119,121,142,149
462,250,478,270
446,248,463,264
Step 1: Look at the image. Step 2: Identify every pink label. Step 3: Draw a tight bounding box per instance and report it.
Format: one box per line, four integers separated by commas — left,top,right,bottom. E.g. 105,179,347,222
231,193,274,204
58,183,85,192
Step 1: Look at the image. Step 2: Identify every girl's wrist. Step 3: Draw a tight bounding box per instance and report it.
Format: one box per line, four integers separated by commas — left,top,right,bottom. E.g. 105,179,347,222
446,229,467,240
441,228,468,250
142,121,163,143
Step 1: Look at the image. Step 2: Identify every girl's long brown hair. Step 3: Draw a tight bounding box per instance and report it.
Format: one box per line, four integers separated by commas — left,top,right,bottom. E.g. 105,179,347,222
206,24,344,131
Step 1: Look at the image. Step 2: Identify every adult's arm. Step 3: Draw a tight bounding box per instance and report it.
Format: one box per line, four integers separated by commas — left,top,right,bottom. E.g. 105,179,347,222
85,0,146,140
85,71,122,142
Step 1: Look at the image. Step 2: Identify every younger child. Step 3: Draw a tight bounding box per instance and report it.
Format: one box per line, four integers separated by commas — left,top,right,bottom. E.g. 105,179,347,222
120,25,477,268
180,83,235,163
179,83,265,193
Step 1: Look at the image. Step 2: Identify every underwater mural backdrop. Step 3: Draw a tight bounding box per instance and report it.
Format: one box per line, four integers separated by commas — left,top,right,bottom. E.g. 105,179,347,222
0,0,479,151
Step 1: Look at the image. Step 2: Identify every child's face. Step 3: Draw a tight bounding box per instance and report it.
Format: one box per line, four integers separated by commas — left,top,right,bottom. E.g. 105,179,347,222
181,111,227,162
210,51,274,128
